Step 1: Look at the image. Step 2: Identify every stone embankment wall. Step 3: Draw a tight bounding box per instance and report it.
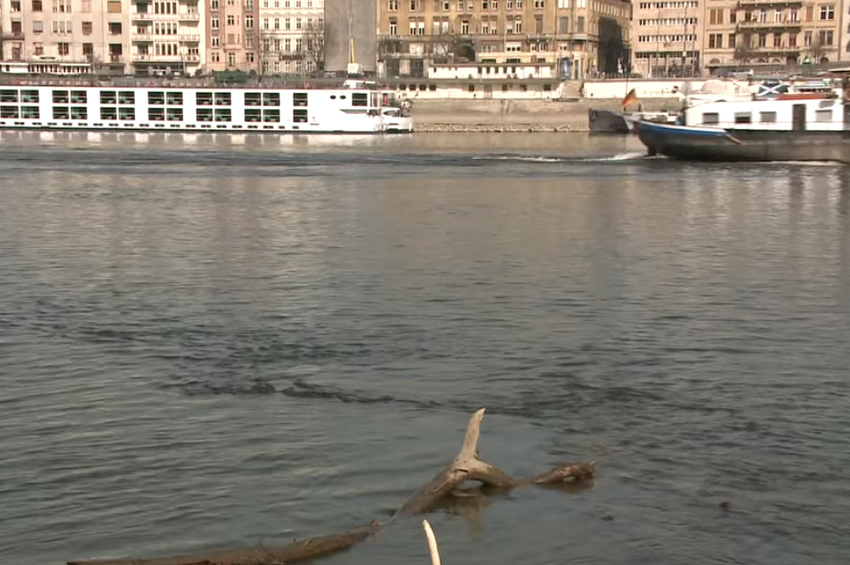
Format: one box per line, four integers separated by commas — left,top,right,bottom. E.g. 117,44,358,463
411,98,680,132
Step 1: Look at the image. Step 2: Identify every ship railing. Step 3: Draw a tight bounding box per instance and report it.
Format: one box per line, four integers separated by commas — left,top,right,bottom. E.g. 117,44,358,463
0,74,406,92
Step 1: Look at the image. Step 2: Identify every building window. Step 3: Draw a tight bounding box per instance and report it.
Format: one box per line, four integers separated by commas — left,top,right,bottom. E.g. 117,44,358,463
58,42,70,55
212,17,219,29
820,5,834,20
227,15,235,25
819,30,834,45
227,52,235,66
388,0,398,9
33,20,44,33
389,20,397,35
246,15,254,29
708,33,722,49
82,21,93,35
32,0,43,11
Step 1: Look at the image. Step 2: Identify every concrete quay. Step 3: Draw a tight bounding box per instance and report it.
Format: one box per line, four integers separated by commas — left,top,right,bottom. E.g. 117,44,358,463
410,98,680,133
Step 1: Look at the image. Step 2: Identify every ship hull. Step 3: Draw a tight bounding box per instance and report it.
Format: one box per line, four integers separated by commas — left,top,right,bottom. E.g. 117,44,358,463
636,120,850,163
588,109,631,134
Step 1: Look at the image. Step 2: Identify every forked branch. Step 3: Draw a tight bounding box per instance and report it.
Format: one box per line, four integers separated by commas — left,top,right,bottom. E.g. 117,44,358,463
68,407,594,565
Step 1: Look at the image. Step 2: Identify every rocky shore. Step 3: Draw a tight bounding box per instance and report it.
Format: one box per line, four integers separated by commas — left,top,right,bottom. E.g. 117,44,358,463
410,97,680,133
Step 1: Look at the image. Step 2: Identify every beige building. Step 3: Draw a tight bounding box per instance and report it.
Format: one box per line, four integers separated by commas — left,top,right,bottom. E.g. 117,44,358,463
701,1,845,70
204,0,260,72
0,0,132,73
631,0,701,77
375,0,632,80
256,0,323,75
131,0,204,75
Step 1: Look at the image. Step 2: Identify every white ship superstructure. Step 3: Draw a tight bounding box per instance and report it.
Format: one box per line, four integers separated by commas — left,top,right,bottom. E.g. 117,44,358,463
0,82,412,133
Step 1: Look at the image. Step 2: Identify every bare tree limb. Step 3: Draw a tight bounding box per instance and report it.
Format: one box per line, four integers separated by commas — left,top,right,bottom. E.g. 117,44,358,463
422,520,442,565
68,408,594,565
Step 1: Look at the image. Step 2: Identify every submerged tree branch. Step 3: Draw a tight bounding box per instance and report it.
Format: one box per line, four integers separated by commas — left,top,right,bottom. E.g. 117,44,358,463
68,407,594,565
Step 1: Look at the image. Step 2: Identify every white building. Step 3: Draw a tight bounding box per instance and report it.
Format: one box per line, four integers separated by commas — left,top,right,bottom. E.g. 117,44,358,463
258,0,323,75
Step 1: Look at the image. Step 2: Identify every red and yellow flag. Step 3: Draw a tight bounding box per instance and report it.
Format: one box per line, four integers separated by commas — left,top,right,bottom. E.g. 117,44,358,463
621,88,638,108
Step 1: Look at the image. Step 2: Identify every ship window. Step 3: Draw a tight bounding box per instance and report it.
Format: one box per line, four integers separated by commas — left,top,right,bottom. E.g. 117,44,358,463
330,95,336,100
71,106,87,120
0,90,18,103
215,92,231,106
21,90,39,103
149,107,165,121
1,106,19,119
119,107,135,120
197,92,213,106
118,91,135,105
293,108,308,123
197,108,213,121
167,108,183,121
70,90,87,103
734,112,751,124
263,109,280,122
53,106,70,120
21,106,40,119
352,92,368,107
245,92,262,106
702,112,719,125
52,90,69,104
263,93,280,106
215,108,231,121
149,91,165,105
759,111,777,123
166,92,183,105
245,108,262,122
101,107,117,120
816,109,832,122
293,92,308,107
100,91,117,104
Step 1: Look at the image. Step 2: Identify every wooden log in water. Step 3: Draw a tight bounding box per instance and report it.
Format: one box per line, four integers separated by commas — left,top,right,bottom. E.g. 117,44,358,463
68,408,594,565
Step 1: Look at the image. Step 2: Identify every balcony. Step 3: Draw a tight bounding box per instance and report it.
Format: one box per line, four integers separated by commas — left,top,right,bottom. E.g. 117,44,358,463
131,12,200,22
132,53,201,62
1,31,25,39
738,0,802,6
746,45,801,55
737,18,802,30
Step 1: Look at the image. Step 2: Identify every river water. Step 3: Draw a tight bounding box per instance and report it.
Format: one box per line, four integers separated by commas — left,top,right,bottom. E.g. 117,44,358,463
1,130,849,565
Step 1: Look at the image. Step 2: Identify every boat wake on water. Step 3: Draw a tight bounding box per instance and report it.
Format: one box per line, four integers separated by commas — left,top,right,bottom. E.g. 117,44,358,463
472,151,649,164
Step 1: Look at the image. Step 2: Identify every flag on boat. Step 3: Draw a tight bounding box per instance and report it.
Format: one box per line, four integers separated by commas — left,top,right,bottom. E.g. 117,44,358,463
621,88,638,108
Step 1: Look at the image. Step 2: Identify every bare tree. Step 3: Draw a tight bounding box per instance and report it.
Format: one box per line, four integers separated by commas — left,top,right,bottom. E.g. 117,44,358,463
301,20,326,77
807,36,830,64
734,34,755,65
259,31,274,76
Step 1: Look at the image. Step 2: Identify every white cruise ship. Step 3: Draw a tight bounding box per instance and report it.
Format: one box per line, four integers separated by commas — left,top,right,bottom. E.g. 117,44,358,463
0,80,413,134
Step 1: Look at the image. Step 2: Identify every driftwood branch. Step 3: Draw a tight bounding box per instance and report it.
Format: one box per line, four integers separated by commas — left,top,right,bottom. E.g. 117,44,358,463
422,520,442,565
69,407,594,565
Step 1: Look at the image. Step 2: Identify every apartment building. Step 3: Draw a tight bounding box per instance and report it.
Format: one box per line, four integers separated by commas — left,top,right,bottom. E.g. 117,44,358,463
0,0,133,73
131,0,204,75
375,0,632,80
701,1,845,70
204,0,258,72
631,0,701,76
256,0,323,75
